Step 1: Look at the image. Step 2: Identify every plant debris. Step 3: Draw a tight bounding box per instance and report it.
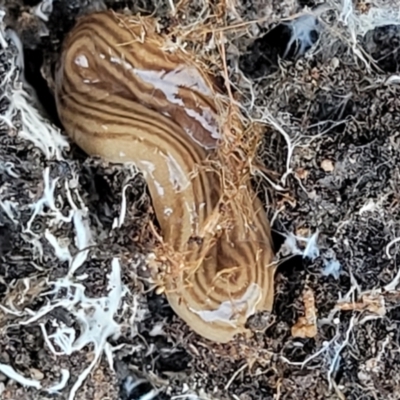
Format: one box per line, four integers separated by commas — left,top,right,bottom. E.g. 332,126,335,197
291,287,318,338
336,292,386,316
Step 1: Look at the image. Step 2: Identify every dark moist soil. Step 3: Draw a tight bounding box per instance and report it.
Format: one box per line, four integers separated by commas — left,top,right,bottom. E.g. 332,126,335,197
2,0,400,399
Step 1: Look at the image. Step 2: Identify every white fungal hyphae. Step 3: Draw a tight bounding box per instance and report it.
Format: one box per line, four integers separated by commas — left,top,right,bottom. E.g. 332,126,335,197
284,14,320,58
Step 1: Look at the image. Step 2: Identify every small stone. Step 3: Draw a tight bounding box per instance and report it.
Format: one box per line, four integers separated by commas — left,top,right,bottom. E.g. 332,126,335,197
321,159,335,172
331,57,340,70
295,227,310,237
30,368,44,380
295,168,309,180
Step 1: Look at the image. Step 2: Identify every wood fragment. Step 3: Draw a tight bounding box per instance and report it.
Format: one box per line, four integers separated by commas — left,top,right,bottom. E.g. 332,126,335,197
291,287,318,338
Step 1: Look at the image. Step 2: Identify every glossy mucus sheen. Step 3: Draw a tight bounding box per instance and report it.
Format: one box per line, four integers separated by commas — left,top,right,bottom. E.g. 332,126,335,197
55,11,275,343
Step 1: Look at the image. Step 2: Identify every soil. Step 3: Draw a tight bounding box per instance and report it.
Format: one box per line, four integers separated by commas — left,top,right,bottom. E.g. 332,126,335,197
1,0,400,399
